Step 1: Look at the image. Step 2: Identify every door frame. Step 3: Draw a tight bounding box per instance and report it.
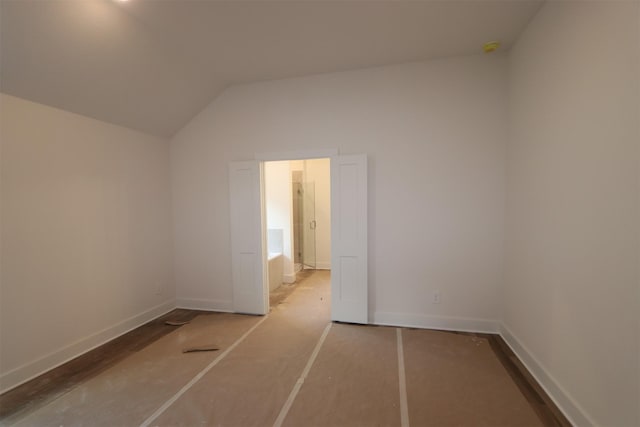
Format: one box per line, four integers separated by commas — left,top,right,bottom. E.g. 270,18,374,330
248,149,368,322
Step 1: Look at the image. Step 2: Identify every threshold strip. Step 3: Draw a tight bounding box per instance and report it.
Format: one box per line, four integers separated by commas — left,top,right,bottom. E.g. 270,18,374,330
272,322,332,427
139,315,269,427
397,328,410,427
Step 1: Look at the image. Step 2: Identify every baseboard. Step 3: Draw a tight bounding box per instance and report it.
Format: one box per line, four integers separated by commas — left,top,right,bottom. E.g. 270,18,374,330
499,325,594,427
283,273,296,284
315,262,331,270
0,299,176,394
372,311,499,334
176,297,233,312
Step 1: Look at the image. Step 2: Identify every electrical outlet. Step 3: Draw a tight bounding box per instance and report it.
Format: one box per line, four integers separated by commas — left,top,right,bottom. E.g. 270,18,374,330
432,291,441,304
155,283,163,296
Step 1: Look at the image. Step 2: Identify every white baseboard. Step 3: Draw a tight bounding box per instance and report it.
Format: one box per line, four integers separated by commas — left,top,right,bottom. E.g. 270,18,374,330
0,299,176,394
499,325,594,427
282,273,296,284
372,311,499,334
372,313,592,425
315,262,331,270
176,297,233,312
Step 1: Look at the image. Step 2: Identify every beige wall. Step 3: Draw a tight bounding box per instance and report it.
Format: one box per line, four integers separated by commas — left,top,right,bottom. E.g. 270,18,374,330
0,94,174,392
2,3,637,422
504,1,640,425
171,54,508,330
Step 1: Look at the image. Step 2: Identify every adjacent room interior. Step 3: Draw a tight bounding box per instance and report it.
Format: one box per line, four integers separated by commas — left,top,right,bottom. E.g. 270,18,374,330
1,1,638,426
264,158,331,309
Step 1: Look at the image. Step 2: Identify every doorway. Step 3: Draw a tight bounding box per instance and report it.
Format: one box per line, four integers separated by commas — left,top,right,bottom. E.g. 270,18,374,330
264,159,331,309
228,153,368,323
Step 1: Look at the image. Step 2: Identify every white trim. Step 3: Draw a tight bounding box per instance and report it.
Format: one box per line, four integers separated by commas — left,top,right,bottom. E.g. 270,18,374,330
282,273,296,284
254,149,338,162
0,299,176,394
499,325,594,427
372,311,499,334
176,298,233,312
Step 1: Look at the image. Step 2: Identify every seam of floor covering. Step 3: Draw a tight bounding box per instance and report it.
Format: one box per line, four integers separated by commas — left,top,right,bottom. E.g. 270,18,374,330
273,322,333,427
4,270,565,427
396,328,410,427
139,314,269,427
7,322,560,427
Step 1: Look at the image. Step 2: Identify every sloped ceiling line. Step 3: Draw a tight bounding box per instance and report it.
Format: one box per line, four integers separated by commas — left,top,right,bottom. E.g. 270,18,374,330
0,0,543,137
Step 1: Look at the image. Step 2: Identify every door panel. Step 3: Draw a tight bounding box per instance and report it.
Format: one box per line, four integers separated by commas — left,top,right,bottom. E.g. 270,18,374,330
331,155,368,323
229,161,267,315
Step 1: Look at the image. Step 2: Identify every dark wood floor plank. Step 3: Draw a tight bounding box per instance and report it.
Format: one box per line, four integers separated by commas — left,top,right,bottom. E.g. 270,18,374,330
423,329,571,427
486,334,572,427
403,328,543,427
0,309,205,423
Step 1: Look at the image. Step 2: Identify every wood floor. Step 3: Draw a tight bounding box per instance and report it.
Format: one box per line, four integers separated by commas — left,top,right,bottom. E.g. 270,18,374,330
0,271,570,427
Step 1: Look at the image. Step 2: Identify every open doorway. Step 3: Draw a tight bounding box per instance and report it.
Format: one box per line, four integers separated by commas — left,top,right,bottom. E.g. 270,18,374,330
229,153,367,322
264,159,331,309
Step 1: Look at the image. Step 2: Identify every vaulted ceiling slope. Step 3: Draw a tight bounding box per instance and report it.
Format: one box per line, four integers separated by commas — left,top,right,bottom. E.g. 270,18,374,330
0,0,543,138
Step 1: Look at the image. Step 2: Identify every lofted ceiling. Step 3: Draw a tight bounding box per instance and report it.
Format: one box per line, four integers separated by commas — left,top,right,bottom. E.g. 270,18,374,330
0,0,543,138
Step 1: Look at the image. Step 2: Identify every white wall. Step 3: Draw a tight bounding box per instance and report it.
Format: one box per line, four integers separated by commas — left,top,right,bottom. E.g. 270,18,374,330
0,94,174,392
171,54,508,331
304,158,331,269
265,160,295,282
504,2,640,425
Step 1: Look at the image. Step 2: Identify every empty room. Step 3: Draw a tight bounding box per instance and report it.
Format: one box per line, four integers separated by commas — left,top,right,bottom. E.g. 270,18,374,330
1,0,638,426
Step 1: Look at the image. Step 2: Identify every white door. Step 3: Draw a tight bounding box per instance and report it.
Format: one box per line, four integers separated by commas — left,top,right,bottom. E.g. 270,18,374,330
229,161,268,315
331,154,368,323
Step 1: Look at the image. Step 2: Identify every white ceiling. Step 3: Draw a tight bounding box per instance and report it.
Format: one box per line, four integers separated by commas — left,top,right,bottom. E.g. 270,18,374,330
0,0,543,137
